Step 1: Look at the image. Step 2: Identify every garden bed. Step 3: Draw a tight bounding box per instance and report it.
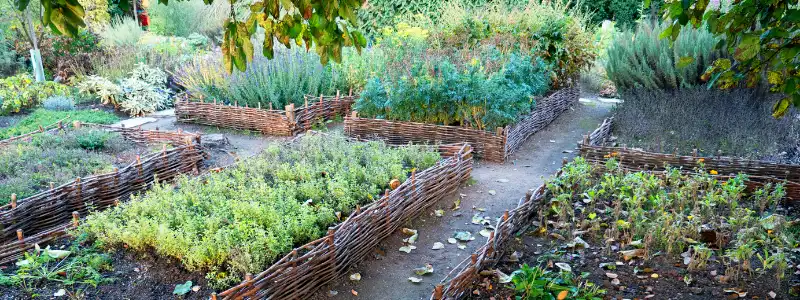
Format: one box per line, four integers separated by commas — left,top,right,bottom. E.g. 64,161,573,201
174,91,355,136
345,87,578,162
76,133,471,299
0,121,204,264
431,119,800,299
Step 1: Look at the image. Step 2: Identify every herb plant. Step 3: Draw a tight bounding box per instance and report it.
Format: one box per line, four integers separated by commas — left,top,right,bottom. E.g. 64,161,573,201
80,134,441,288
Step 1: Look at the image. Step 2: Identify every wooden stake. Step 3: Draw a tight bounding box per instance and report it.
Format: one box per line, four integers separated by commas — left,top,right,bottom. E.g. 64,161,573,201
10,194,16,209
503,210,509,221
351,111,358,118
16,229,23,242
433,285,444,300
73,120,81,129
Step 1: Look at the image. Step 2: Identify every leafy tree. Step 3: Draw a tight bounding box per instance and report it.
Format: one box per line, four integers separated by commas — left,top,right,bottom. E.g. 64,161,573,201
14,0,367,72
650,0,800,117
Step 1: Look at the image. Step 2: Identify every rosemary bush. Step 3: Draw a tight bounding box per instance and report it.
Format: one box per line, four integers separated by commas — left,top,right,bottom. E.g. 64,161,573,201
80,134,441,288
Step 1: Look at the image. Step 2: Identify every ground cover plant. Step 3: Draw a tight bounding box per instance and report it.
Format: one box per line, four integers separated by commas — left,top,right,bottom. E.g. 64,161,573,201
0,127,138,202
79,134,441,288
486,157,798,299
0,74,71,115
0,108,119,140
613,88,799,161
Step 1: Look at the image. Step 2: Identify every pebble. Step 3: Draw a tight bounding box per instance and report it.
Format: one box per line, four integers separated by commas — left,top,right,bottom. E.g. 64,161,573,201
690,287,703,295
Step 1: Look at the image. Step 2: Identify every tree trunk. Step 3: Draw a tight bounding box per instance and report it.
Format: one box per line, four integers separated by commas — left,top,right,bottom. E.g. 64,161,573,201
24,7,45,82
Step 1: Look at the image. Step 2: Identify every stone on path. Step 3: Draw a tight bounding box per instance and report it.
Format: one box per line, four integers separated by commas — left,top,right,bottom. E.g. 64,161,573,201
202,134,230,149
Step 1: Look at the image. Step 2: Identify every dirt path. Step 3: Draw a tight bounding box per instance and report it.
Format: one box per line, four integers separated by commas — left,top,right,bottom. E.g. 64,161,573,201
312,99,612,300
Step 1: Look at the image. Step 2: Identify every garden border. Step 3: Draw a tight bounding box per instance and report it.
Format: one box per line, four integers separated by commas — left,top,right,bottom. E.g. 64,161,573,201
430,117,800,299
212,140,474,299
580,118,800,199
344,87,579,162
0,122,205,264
174,91,355,136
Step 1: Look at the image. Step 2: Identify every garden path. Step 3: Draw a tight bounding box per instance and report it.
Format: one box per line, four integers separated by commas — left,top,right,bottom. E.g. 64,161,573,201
311,99,613,300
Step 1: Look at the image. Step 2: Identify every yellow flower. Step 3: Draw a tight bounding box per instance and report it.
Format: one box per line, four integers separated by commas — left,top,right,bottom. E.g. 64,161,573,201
687,215,694,220
697,158,705,163
710,170,718,175
611,152,619,157
603,154,611,159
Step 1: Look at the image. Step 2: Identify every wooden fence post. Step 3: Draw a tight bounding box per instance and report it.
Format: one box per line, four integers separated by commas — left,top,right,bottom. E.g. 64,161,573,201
10,194,16,209
72,211,80,227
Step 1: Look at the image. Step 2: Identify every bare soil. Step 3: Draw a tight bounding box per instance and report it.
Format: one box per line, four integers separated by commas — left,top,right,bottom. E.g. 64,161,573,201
310,100,613,300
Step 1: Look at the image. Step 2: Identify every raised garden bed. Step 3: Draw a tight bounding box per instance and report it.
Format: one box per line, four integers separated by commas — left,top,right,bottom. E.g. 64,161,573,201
74,133,472,299
0,121,204,264
345,87,578,162
431,119,800,299
175,91,355,136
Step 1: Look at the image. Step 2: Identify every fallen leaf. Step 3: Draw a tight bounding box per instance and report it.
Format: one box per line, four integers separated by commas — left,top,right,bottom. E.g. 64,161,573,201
328,290,338,297
399,245,416,253
605,273,619,279
769,291,776,299
476,207,486,212
432,242,444,250
566,237,590,249
408,277,423,283
54,289,66,297
45,248,71,259
472,213,484,224
434,209,444,217
488,190,496,195
619,248,646,260
454,231,473,242
173,281,193,295
508,251,521,262
452,198,461,210
555,263,572,272
413,264,434,275
447,238,457,244
458,244,467,250
349,273,361,281
611,278,620,285
650,273,659,279
479,229,492,237
495,269,512,283
351,289,358,296
557,290,568,300
192,285,201,292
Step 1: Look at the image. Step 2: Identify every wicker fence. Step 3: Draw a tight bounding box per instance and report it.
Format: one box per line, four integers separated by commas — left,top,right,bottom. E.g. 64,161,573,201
213,143,474,300
175,92,355,136
345,87,579,162
580,118,800,199
0,123,204,264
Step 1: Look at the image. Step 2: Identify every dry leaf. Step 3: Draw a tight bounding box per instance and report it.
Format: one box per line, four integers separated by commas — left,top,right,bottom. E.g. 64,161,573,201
351,289,358,296
434,209,444,217
557,290,568,300
432,242,444,250
448,238,457,244
619,248,646,260
408,277,423,283
349,273,361,281
605,273,618,279
555,263,572,273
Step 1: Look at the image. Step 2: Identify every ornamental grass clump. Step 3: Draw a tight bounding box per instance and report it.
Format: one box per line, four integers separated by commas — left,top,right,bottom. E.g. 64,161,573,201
80,134,440,288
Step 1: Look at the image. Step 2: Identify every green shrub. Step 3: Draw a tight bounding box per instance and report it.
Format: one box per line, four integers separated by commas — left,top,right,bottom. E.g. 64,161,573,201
78,63,170,116
511,264,605,299
0,128,132,202
0,35,23,77
409,1,596,89
80,134,441,287
0,74,71,115
76,129,113,150
147,0,227,38
175,46,352,108
356,53,551,130
78,0,111,31
0,109,120,140
613,88,798,160
605,21,723,91
581,0,644,28
42,96,76,111
98,17,143,48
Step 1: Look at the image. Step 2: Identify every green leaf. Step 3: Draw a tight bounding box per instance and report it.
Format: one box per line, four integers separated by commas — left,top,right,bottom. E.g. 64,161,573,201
16,0,31,11
734,34,760,62
173,281,192,295
772,98,791,118
676,56,695,68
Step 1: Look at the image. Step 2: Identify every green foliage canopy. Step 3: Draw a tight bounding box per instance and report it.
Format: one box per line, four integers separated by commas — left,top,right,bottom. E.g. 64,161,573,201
650,0,800,118
15,0,367,72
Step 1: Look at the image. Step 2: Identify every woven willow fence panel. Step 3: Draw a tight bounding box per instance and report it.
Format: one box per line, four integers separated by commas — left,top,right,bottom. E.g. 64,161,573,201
0,124,204,264
215,144,474,300
580,118,800,199
344,87,579,162
175,93,355,136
